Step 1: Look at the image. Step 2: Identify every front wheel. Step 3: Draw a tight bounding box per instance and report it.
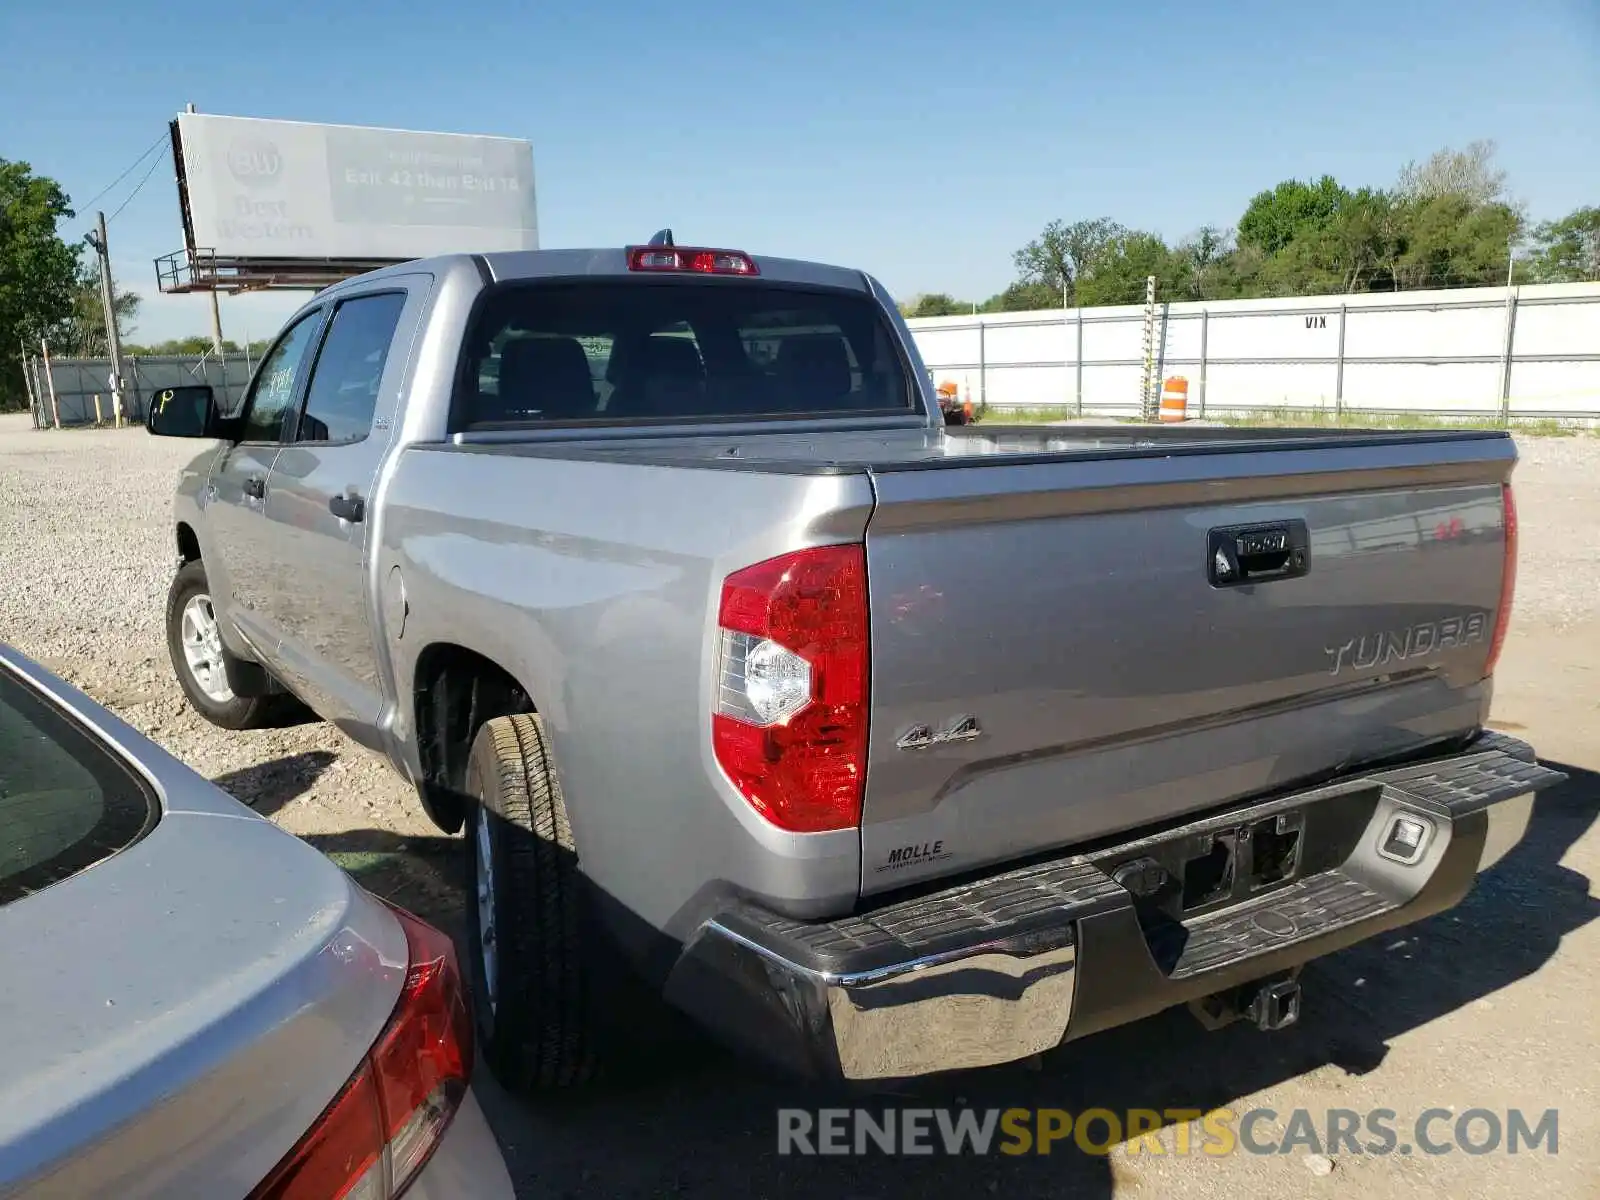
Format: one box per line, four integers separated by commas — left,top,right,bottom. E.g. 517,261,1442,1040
164,559,290,730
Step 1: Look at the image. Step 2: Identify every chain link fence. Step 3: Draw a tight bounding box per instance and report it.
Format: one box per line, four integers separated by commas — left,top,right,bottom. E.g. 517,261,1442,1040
21,353,254,430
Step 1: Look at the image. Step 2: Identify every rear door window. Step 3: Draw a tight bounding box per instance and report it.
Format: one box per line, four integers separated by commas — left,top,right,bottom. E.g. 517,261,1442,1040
457,282,912,426
0,668,156,907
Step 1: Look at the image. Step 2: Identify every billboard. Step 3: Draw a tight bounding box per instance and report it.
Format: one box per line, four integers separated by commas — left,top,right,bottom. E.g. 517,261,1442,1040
174,113,537,261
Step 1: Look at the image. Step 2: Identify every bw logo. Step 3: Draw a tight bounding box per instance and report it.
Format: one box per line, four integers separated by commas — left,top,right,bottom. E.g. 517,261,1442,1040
227,137,283,190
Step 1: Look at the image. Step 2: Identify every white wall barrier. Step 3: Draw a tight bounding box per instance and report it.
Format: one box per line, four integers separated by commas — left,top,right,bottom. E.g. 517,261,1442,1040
905,281,1600,420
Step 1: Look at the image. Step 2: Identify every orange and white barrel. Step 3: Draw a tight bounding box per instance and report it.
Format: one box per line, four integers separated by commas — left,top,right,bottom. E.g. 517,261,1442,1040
1159,376,1189,423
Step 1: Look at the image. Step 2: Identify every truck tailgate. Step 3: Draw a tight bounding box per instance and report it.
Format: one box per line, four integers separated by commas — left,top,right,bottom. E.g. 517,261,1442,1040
858,432,1516,895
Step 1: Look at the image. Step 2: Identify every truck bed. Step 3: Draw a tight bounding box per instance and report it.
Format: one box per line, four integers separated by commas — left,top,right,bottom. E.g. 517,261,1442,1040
451,419,1509,470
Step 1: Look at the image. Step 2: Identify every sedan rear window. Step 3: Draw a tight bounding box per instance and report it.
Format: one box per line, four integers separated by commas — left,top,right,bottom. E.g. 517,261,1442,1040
0,667,156,907
456,281,914,427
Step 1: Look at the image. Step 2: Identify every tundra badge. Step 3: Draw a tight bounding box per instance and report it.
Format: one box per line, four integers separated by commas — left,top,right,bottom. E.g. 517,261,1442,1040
1324,613,1487,676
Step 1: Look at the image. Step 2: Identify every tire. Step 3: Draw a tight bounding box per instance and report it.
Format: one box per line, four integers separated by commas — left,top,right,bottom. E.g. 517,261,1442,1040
164,559,292,730
464,713,600,1091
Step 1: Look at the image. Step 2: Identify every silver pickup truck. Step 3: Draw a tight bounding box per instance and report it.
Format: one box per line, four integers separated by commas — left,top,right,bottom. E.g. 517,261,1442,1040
147,237,1563,1093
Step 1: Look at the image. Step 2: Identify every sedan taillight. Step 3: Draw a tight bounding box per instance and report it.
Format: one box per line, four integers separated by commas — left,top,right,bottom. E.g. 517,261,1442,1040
248,905,472,1200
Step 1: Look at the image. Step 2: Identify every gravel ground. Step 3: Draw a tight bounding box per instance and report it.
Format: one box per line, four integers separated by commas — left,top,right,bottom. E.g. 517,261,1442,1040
1,412,1595,1198
0,413,430,842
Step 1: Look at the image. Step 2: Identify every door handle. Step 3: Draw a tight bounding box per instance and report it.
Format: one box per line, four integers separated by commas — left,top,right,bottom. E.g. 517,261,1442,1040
1208,521,1310,587
243,476,266,500
329,493,365,524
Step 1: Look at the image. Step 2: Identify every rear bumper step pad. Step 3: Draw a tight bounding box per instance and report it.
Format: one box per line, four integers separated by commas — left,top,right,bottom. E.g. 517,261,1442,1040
665,733,1564,1081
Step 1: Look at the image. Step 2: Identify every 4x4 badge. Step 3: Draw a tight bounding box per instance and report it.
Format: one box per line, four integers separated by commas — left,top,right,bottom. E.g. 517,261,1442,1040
897,715,982,751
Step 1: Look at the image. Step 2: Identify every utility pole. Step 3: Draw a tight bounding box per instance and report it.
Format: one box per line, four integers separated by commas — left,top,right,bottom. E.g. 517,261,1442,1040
84,212,127,425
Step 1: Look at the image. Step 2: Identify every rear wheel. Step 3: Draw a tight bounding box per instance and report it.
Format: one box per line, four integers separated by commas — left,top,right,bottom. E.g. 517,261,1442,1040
464,713,600,1091
164,559,293,730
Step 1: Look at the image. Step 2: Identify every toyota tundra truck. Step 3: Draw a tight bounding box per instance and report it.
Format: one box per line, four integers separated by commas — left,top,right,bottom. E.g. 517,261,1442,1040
146,236,1563,1093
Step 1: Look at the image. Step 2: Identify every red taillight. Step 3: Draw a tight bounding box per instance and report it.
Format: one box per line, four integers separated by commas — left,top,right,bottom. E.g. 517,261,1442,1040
712,545,869,833
627,246,759,275
1485,482,1518,677
249,906,472,1200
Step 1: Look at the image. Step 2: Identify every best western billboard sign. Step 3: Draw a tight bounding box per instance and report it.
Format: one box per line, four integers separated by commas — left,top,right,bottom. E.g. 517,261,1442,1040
174,113,538,261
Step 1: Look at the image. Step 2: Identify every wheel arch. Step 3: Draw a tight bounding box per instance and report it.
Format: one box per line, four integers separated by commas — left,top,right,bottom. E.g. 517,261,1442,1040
176,522,201,563
411,641,538,833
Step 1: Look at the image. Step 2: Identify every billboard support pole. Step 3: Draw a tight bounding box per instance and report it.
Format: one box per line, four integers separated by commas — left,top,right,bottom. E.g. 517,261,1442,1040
209,290,225,357
186,102,227,360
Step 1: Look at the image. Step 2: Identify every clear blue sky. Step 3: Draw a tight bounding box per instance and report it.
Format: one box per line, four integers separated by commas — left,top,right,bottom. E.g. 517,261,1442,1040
4,0,1596,343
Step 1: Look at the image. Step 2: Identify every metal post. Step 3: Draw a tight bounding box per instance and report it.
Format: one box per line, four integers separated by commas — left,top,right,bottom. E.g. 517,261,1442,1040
1498,287,1519,426
128,357,141,424
18,339,37,422
29,361,42,429
977,318,987,414
1063,284,1072,413
1156,301,1169,394
1335,303,1348,418
40,339,60,429
1197,310,1209,418
1075,310,1084,418
1139,275,1158,420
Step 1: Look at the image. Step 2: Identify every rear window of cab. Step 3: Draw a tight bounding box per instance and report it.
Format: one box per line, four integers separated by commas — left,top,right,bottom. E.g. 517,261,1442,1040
455,280,916,428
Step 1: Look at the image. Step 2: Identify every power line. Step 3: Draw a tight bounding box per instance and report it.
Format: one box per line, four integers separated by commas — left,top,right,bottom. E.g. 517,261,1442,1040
77,133,166,215
105,151,165,225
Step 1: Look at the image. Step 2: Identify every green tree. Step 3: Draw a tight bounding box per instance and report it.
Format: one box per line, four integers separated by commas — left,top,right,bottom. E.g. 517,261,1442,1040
1260,187,1404,294
1392,195,1521,290
900,292,970,318
979,280,1062,312
55,262,141,357
1176,226,1244,300
0,160,81,410
1076,231,1190,307
1011,217,1127,303
1527,206,1600,282
931,141,1564,311
1237,176,1346,256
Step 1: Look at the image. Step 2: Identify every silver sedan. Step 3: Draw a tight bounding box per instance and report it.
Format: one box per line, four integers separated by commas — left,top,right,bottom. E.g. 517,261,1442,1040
0,645,514,1200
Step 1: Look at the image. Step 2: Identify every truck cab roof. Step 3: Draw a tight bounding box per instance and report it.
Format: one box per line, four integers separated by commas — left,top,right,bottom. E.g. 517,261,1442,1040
318,248,876,295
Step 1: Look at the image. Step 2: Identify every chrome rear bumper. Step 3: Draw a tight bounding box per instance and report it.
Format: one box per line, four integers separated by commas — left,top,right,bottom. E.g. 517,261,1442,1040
665,733,1562,1081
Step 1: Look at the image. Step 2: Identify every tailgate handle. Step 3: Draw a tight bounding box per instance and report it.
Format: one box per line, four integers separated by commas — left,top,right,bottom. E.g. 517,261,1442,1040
1208,521,1309,587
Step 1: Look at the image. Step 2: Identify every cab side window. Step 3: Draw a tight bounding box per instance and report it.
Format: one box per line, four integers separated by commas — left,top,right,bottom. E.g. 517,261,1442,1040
239,311,323,443
294,293,409,444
